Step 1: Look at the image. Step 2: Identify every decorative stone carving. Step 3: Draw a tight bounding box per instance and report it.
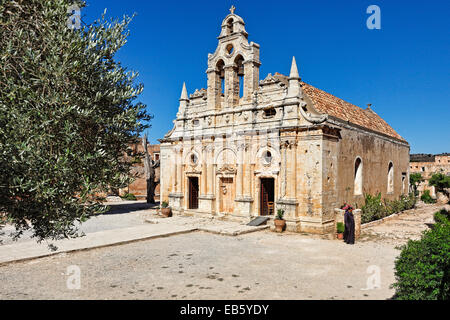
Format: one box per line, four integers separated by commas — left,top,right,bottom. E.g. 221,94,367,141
217,164,237,175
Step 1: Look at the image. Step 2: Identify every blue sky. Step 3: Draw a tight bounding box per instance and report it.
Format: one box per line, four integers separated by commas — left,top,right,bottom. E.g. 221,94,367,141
82,0,449,154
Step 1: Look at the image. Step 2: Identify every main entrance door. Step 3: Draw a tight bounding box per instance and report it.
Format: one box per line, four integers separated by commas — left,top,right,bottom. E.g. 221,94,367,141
219,177,234,214
260,178,275,216
188,177,199,209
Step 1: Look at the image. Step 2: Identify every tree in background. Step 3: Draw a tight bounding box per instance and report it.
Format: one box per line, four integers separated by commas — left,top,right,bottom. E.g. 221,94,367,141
409,173,423,196
429,172,450,198
0,0,151,242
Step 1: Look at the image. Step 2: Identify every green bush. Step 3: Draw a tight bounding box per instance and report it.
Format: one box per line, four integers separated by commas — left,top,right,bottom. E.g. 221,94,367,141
336,222,345,234
421,190,436,204
161,201,169,208
429,173,450,194
361,193,386,223
276,209,285,220
385,199,404,216
362,193,417,224
392,210,450,300
402,193,418,210
434,209,450,224
121,193,137,201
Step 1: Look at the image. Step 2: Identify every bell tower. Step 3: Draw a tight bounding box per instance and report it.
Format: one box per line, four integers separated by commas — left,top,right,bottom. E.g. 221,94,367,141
206,6,261,110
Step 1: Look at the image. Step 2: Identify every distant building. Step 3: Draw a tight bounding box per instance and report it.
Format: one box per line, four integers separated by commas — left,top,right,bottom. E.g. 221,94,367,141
120,141,160,200
410,153,450,197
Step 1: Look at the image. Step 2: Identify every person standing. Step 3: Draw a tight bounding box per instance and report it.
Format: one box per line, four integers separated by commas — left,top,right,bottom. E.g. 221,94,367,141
343,204,355,244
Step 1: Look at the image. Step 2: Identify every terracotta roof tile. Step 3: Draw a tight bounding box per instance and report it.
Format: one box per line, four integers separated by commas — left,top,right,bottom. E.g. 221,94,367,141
301,82,406,142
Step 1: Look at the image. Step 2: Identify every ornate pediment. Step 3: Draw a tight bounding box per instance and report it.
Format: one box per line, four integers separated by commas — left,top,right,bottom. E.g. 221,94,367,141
217,164,237,175
190,88,207,100
260,73,279,86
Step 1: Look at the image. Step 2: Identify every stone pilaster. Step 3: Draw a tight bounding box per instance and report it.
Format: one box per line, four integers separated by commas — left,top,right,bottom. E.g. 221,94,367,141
169,146,184,212
236,144,244,198
287,141,297,199
234,143,252,218
277,139,298,229
243,143,252,198
243,60,260,102
224,65,239,108
206,68,222,110
201,145,207,196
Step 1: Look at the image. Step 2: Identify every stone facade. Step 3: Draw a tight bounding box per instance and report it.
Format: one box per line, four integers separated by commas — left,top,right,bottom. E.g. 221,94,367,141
159,8,410,235
410,153,450,197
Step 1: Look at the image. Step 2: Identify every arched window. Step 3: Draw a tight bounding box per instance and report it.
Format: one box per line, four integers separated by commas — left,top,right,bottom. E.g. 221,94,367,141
354,157,363,195
226,18,234,35
216,60,225,95
387,162,394,193
234,55,244,99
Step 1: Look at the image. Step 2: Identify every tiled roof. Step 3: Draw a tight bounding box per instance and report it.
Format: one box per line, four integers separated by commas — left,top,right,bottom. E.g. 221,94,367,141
300,82,407,142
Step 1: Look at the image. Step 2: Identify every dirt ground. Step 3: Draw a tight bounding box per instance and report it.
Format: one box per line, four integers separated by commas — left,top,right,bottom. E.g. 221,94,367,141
0,203,444,300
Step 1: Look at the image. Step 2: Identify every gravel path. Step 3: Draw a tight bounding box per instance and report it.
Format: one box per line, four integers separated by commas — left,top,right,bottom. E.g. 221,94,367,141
0,203,444,300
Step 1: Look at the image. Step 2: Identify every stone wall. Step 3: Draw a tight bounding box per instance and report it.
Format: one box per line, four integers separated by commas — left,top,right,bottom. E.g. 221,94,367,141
328,124,410,210
410,154,450,198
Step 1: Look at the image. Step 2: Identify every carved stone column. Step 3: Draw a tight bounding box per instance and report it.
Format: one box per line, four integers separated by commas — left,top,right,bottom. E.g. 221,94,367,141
243,144,251,198
236,144,244,199
277,138,298,230
206,145,215,195
201,146,207,196
176,147,183,194
280,141,288,198
169,146,184,213
172,148,178,193
234,142,253,219
287,141,297,199
224,65,238,108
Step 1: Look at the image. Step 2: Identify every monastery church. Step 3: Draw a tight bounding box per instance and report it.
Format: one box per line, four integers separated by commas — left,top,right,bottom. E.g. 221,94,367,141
159,7,410,234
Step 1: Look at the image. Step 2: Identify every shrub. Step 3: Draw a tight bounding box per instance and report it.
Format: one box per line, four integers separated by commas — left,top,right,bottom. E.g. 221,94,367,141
336,222,345,234
361,193,386,223
161,201,169,208
362,193,417,224
121,193,137,201
402,193,418,210
434,209,450,224
429,173,450,195
421,190,435,204
392,210,450,300
276,209,285,220
385,199,405,216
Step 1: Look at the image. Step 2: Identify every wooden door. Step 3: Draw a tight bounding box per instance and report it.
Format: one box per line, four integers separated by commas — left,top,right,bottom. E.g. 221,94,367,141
220,177,234,213
188,177,199,209
260,178,274,216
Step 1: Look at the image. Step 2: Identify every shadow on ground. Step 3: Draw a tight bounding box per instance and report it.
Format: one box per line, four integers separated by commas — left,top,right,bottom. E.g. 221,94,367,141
105,202,160,215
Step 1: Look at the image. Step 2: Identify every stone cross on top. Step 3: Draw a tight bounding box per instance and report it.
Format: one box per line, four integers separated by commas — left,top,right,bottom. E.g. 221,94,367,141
229,5,236,14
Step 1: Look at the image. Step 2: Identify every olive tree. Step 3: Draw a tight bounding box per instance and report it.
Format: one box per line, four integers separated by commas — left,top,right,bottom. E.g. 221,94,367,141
0,0,151,242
